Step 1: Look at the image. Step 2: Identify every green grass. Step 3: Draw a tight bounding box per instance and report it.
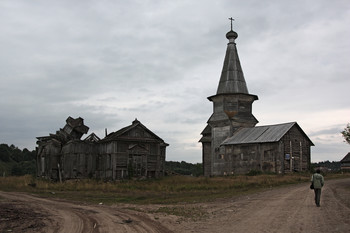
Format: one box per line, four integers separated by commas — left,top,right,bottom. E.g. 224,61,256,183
1,173,349,205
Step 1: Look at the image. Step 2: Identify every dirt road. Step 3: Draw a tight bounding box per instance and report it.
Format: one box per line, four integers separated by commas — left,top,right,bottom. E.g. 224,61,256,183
1,178,349,233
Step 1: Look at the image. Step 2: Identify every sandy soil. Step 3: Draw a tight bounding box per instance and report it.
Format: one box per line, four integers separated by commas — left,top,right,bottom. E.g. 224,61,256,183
1,178,349,233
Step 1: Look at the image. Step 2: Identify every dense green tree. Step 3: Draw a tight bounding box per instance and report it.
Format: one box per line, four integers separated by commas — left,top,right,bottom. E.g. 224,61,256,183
341,123,350,145
0,143,37,175
0,144,11,162
22,148,36,161
10,146,23,162
11,160,36,176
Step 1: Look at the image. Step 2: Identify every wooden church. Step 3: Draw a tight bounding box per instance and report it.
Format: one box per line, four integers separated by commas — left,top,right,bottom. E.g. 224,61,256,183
200,24,314,176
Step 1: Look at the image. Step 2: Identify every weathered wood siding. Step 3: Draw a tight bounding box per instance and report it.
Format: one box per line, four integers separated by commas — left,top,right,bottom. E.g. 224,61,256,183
61,141,98,179
36,141,61,179
281,125,311,172
202,142,211,176
221,142,282,174
221,125,311,174
211,125,231,176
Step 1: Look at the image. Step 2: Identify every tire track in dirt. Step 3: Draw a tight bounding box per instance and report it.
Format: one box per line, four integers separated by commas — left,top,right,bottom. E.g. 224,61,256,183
0,191,172,233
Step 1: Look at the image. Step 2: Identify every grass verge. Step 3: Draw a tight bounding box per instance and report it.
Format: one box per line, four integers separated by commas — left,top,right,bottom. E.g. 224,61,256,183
0,173,349,205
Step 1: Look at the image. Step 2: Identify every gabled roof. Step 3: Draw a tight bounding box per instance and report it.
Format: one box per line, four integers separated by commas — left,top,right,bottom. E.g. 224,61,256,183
221,122,314,146
102,119,169,146
341,152,350,162
84,133,101,142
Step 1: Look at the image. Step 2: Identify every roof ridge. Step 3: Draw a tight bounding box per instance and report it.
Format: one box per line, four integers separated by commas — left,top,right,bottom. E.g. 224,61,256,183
255,122,296,128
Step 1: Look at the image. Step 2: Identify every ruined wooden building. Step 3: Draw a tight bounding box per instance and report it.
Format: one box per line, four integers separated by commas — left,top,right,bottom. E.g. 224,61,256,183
36,117,168,180
200,27,314,176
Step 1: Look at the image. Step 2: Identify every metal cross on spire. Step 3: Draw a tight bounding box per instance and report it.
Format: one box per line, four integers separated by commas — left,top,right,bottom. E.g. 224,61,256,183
228,17,234,31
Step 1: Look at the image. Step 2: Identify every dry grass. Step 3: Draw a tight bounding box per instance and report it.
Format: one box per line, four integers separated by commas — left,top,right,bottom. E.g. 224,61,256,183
1,173,349,205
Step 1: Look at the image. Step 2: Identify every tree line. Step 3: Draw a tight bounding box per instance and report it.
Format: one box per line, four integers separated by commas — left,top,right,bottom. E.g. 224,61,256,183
0,144,36,176
1,141,346,177
311,160,341,171
165,161,203,176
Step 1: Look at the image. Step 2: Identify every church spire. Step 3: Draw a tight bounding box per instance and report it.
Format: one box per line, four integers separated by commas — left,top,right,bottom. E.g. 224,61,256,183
201,21,259,177
216,19,249,95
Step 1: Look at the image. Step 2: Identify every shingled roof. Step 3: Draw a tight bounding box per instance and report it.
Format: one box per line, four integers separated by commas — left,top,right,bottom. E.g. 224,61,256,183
221,122,314,146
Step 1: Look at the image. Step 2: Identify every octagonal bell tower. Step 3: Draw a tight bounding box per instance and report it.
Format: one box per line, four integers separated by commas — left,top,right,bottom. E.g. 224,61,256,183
200,21,258,176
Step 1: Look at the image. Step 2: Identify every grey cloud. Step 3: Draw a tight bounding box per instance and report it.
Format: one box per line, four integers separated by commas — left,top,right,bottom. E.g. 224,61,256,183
1,0,349,164
309,125,346,137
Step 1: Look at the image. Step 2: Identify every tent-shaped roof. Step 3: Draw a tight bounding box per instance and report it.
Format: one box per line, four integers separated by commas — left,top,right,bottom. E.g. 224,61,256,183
221,122,314,146
216,30,248,95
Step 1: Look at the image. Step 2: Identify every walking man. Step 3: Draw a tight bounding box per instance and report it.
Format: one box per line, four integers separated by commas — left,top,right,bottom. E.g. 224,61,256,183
311,169,324,207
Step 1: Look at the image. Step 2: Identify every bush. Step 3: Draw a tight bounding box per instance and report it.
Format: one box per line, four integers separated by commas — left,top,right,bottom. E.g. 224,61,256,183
246,170,263,176
11,161,36,176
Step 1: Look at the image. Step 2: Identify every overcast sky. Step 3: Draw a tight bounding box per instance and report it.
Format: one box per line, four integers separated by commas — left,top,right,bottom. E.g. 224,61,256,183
1,0,349,163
